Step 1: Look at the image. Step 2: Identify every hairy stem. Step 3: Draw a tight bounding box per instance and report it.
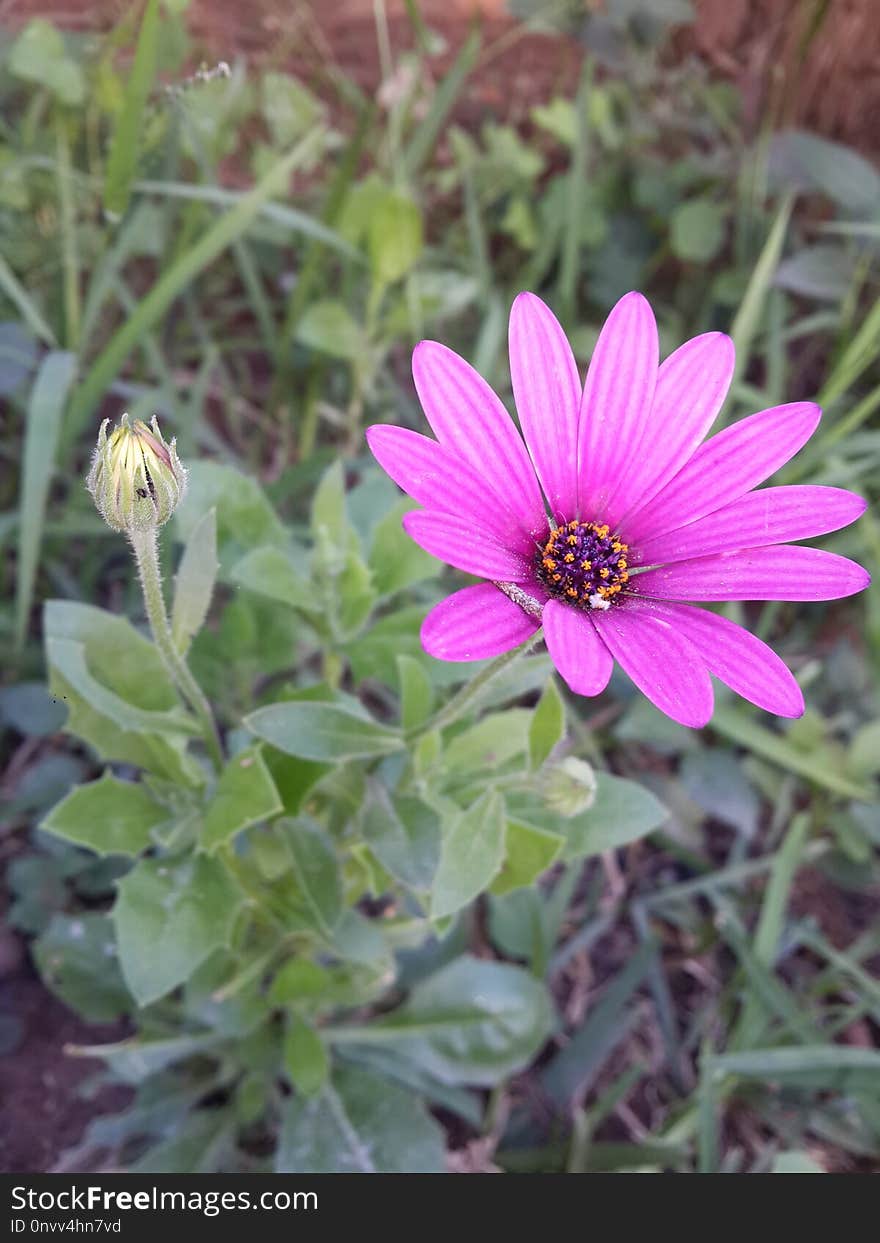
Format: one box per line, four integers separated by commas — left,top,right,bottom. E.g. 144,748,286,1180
130,527,224,773
411,628,543,740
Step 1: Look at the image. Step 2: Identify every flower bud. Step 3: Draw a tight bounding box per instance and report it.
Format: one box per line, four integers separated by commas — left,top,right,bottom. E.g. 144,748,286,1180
87,414,186,534
542,756,597,818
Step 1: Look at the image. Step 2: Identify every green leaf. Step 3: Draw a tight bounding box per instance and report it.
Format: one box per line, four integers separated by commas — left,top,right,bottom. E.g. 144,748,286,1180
245,701,403,763
269,958,332,1006
297,300,366,361
560,773,667,860
397,655,435,732
346,606,426,685
680,750,759,838
329,956,552,1086
66,1033,224,1085
15,351,77,650
41,771,168,857
310,458,348,544
228,545,313,611
775,244,859,301
369,499,439,597
45,600,183,715
0,681,66,737
283,1016,329,1097
261,748,329,816
262,72,324,146
361,787,441,891
33,913,130,1022
368,191,423,287
709,1045,880,1092
113,855,244,1006
65,132,321,445
490,819,565,896
201,746,283,850
444,709,532,774
528,678,566,769
430,790,507,919
46,637,195,737
103,0,160,216
283,818,342,939
712,705,873,801
670,199,725,263
176,462,286,561
8,19,86,106
275,1065,445,1173
171,507,218,653
770,129,880,215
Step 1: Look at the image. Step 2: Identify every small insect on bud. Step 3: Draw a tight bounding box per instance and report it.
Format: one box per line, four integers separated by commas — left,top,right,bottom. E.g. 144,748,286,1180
87,414,186,535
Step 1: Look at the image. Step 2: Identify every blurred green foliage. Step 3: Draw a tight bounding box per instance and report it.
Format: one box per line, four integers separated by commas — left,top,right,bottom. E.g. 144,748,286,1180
1,0,878,1175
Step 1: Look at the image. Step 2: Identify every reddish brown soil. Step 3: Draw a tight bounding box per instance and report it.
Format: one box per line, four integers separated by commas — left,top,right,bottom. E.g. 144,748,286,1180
0,959,130,1173
1,1,878,159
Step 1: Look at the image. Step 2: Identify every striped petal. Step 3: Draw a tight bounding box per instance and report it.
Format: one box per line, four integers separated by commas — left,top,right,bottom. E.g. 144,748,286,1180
509,292,581,523
623,402,821,545
366,424,533,553
402,510,531,581
412,341,548,538
542,600,613,697
615,332,735,523
592,600,714,728
633,545,871,601
577,292,659,526
642,600,804,717
634,485,868,566
421,584,540,661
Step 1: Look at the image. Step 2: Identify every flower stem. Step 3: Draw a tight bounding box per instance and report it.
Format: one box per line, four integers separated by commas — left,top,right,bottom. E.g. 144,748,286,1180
410,629,543,740
130,527,224,774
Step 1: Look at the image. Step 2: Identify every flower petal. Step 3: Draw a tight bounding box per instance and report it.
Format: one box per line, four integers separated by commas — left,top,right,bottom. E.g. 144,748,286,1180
421,584,540,661
634,485,868,566
623,402,821,545
633,544,871,601
577,291,659,526
412,340,547,537
615,332,735,523
366,424,533,553
542,600,613,697
641,600,804,717
592,600,714,728
509,292,581,523
402,510,531,581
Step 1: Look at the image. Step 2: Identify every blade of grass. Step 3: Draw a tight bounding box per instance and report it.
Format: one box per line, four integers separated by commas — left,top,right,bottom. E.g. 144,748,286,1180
64,131,322,449
711,704,874,802
402,28,481,178
15,350,77,650
131,179,362,258
104,0,160,216
722,193,794,423
540,938,655,1107
558,59,593,319
0,253,56,346
818,295,880,407
710,1045,880,1092
55,115,81,351
791,378,880,474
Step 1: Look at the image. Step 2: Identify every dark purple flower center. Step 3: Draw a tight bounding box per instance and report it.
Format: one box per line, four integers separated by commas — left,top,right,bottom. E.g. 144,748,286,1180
536,519,630,610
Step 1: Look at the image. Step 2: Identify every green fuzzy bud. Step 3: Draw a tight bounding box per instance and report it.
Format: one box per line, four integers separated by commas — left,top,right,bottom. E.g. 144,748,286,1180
542,757,597,818
87,414,186,534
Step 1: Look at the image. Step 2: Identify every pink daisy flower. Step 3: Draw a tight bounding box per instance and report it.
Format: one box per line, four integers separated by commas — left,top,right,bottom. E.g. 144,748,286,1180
366,292,870,728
